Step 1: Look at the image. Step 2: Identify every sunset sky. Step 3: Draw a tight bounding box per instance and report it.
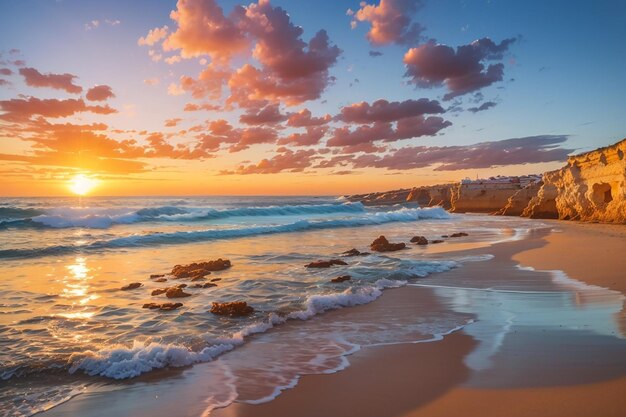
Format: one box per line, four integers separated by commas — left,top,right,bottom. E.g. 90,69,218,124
1,0,625,196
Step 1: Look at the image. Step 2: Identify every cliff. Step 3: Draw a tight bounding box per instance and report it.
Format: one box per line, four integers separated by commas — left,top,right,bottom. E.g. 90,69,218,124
344,138,626,224
524,139,626,223
406,184,454,209
449,182,522,213
497,181,544,216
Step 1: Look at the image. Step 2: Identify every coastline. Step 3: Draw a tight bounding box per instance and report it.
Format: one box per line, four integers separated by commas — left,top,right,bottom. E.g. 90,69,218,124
38,219,626,417
212,221,626,417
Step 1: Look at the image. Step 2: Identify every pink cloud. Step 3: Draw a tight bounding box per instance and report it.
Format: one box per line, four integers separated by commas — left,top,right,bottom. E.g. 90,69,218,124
287,109,331,127
138,25,169,46
239,104,290,125
404,38,516,100
0,97,116,122
353,0,424,46
337,98,444,123
19,67,82,94
223,148,317,174
277,126,328,146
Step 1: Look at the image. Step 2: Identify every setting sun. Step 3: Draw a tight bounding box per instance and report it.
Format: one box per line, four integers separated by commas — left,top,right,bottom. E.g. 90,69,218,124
68,174,98,196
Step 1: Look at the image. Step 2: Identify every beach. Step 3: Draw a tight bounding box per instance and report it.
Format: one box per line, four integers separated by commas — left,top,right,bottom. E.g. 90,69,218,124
11,203,621,417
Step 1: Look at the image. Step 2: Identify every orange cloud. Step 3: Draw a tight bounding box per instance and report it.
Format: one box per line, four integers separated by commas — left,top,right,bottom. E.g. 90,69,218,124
86,85,115,101
0,97,116,122
353,0,424,46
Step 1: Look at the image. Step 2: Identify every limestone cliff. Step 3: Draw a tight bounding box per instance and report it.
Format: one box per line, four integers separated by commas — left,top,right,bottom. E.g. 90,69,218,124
406,184,454,209
497,182,544,216
345,188,411,206
524,139,626,223
450,183,521,213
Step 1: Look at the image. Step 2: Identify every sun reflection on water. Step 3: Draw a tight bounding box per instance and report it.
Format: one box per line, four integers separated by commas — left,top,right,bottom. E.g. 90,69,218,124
62,257,100,308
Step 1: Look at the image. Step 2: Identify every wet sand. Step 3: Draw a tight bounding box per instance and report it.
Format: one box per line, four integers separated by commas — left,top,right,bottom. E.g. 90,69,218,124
214,221,626,417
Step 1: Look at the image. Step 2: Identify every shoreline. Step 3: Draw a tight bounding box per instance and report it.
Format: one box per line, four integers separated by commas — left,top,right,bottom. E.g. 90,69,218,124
37,219,626,417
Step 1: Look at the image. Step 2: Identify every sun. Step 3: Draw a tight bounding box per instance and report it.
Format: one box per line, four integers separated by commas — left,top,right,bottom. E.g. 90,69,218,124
68,174,98,196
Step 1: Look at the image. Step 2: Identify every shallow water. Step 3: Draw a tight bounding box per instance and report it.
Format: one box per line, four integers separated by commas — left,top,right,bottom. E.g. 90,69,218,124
2,196,621,416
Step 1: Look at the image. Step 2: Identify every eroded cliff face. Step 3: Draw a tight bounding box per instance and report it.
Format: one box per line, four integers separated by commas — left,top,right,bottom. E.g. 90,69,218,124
525,139,626,223
498,182,544,216
450,183,521,213
406,184,454,209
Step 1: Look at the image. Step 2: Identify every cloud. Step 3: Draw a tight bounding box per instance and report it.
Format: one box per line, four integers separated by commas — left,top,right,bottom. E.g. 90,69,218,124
286,109,331,127
0,68,13,76
468,101,497,113
277,126,328,146
404,38,516,100
0,97,116,122
352,135,572,171
85,19,121,31
154,0,341,107
239,104,289,125
144,77,160,86
327,115,451,148
19,67,82,94
353,0,424,46
138,25,169,46
0,79,9,86
369,50,383,57
228,126,278,152
86,85,115,101
160,0,249,61
165,118,182,127
222,148,317,174
337,98,445,124
183,102,221,111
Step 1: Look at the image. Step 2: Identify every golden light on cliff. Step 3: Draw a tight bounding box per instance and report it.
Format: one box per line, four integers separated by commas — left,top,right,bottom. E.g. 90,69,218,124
68,174,98,196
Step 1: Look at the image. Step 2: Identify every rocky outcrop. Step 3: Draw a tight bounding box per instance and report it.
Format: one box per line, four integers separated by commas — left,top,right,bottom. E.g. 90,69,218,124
346,188,412,206
497,182,544,216
524,139,626,223
305,259,348,268
450,182,522,213
143,302,183,311
370,236,406,252
210,301,254,317
406,184,454,209
121,283,142,291
171,259,231,279
330,275,351,283
410,235,428,245
341,248,370,257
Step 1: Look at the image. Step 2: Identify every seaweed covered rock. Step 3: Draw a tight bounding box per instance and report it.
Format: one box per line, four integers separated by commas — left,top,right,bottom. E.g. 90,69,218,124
165,287,192,298
450,232,469,238
330,275,351,283
210,301,254,317
370,236,406,252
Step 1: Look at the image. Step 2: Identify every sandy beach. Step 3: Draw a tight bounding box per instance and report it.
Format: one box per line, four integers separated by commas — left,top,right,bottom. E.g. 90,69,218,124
212,221,626,417
34,219,625,417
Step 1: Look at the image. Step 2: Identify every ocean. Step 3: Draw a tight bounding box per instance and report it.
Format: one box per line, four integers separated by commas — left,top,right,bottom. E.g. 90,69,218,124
0,196,622,416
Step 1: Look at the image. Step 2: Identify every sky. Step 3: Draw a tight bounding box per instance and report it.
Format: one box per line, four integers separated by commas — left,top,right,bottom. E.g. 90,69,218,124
0,0,625,196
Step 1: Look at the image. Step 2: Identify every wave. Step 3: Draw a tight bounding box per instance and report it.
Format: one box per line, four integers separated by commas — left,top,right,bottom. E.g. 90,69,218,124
69,278,407,380
0,207,450,259
0,202,367,230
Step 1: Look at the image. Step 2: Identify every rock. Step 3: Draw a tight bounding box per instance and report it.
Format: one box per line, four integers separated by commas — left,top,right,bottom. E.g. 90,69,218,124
151,288,167,296
142,302,183,311
430,239,444,244
210,301,254,317
170,259,231,279
450,232,469,238
191,276,207,282
150,274,165,279
154,278,167,282
330,275,351,283
406,184,454,209
121,282,142,291
159,302,183,311
497,181,543,216
192,283,217,288
370,236,406,252
341,248,370,256
450,181,522,213
210,278,222,282
441,235,449,238
410,236,428,245
165,287,192,298
305,259,348,268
